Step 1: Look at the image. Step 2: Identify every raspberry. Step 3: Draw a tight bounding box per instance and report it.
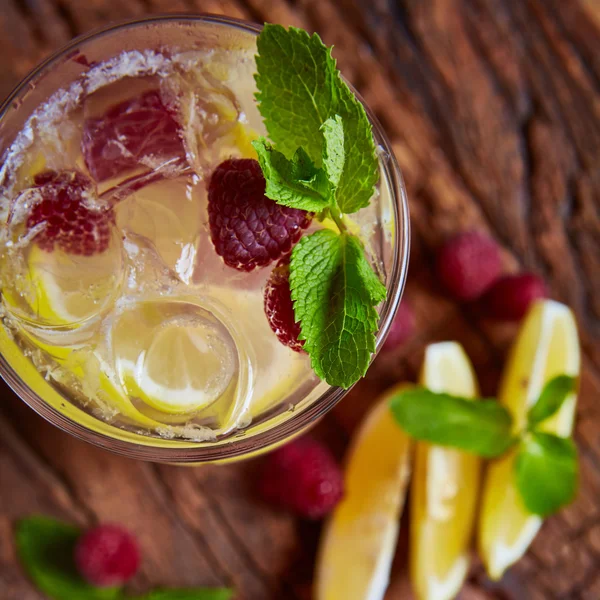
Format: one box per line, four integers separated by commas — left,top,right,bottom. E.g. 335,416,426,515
25,170,113,255
436,232,502,301
483,273,548,320
82,90,185,182
75,524,140,587
264,256,304,352
382,301,415,352
208,159,312,271
259,437,344,519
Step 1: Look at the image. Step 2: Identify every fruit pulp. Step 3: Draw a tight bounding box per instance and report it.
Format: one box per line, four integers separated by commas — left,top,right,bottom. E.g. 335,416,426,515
0,31,394,443
411,342,480,600
316,386,412,600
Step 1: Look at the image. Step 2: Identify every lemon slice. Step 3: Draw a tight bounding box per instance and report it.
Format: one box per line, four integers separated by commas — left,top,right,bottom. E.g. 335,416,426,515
122,319,237,415
315,386,412,600
478,300,580,580
12,241,121,327
62,349,165,429
410,342,481,600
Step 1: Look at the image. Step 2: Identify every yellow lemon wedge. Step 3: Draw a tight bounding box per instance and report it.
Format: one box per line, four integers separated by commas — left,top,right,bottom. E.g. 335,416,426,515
410,342,481,600
478,300,580,580
315,386,412,600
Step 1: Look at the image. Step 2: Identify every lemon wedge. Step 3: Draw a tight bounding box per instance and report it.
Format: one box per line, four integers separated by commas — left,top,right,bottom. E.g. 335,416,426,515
410,342,481,600
478,300,580,580
315,386,412,600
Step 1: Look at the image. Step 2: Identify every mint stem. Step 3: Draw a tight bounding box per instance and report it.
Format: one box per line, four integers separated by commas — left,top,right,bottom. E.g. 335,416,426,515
329,205,348,233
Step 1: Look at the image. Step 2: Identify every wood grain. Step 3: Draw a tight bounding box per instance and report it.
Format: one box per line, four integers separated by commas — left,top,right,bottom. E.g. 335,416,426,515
0,1,599,598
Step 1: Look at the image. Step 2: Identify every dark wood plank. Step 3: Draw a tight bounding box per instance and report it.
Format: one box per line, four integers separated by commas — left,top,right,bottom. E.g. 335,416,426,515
0,1,598,599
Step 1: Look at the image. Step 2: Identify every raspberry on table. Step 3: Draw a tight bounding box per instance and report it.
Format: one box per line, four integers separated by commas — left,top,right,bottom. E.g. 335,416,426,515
382,300,415,352
264,256,304,352
208,159,312,271
259,437,344,519
82,89,186,182
75,523,140,587
436,232,502,301
483,273,548,320
25,170,113,256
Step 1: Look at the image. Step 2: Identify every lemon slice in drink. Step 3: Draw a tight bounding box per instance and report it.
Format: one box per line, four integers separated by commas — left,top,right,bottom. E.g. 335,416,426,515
410,342,481,600
7,239,122,327
315,386,412,600
118,311,237,415
478,300,580,580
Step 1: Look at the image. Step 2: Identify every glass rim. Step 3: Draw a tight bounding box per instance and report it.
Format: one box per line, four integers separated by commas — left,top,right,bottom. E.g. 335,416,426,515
0,14,410,463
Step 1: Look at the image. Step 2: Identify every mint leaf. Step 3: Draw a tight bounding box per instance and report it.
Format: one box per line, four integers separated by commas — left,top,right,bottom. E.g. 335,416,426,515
321,115,345,189
253,115,347,213
528,375,577,428
253,138,331,211
16,516,235,600
290,229,385,388
135,589,233,600
255,24,337,165
255,24,378,212
16,516,120,600
389,388,515,457
333,79,378,213
515,432,578,516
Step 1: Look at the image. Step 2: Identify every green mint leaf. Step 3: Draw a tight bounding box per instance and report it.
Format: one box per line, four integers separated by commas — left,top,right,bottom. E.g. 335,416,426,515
252,138,331,212
134,588,234,600
333,79,378,213
321,115,345,189
290,229,386,388
255,24,378,213
389,388,515,458
16,516,121,600
255,24,337,165
528,375,577,428
515,432,578,517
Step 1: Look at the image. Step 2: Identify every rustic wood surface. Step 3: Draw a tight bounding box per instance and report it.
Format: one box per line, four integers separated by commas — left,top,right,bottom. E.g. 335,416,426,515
0,0,599,598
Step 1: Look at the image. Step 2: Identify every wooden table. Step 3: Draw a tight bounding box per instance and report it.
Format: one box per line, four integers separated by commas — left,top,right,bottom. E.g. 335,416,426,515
0,1,599,598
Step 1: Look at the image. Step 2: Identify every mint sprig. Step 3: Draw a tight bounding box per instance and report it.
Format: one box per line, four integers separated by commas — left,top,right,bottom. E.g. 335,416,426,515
527,375,576,428
16,516,120,600
389,374,580,517
254,24,383,388
252,114,344,212
16,516,233,600
389,388,515,458
290,229,385,388
253,141,331,211
255,26,377,212
255,25,337,168
515,432,578,516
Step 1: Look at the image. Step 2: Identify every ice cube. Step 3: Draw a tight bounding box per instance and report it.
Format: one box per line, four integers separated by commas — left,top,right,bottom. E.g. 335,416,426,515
110,299,240,416
82,82,187,184
161,58,255,177
115,175,203,279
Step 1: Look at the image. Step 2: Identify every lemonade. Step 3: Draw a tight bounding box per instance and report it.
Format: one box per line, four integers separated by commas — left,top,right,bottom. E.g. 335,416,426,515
0,17,407,458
